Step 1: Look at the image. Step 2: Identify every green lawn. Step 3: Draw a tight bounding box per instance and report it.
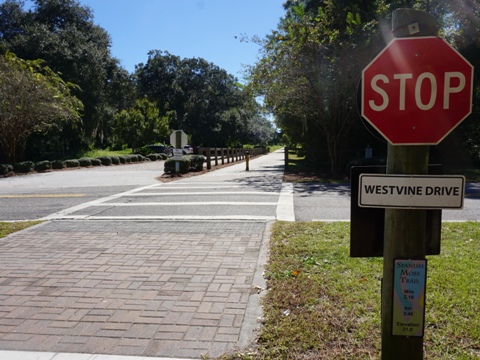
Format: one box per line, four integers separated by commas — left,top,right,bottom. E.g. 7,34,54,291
0,221,43,238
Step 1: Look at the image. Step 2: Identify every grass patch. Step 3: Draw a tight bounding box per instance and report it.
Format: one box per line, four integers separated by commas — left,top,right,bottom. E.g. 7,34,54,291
222,222,480,359
78,148,132,158
0,221,43,238
268,145,284,152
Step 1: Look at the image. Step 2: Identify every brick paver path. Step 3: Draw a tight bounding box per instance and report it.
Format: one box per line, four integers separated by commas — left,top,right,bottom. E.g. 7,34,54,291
0,220,268,358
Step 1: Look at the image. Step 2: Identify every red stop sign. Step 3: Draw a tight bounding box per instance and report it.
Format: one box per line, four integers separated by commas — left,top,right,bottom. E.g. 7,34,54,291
362,36,474,145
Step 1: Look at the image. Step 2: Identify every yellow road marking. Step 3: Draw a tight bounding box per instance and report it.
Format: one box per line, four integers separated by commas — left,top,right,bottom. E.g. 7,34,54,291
0,194,86,198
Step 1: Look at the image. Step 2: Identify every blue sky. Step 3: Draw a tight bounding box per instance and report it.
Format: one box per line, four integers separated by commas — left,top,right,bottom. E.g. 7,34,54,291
73,0,286,82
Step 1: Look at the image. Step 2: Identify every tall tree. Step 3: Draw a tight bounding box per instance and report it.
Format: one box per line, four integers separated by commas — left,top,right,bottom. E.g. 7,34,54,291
135,51,269,147
0,0,133,154
249,1,381,174
0,52,82,163
114,98,169,151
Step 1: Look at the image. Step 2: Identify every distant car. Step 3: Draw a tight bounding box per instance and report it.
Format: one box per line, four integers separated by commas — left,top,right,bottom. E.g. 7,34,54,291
183,145,194,155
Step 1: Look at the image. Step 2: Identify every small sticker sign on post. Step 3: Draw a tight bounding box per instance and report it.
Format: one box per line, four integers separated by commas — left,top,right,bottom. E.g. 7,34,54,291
392,259,427,337
173,149,183,161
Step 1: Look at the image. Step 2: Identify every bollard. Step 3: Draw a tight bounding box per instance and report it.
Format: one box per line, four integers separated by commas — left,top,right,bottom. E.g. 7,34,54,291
245,150,250,171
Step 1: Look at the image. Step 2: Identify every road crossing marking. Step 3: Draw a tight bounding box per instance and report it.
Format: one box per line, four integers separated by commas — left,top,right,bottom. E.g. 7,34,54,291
41,181,293,222
276,183,295,221
92,202,277,206
125,192,277,196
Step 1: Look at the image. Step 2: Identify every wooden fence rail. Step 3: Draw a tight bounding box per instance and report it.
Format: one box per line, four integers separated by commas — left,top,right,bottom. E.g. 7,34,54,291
197,147,267,170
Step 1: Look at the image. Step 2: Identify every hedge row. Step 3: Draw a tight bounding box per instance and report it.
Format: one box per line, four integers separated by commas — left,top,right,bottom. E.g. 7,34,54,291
0,153,169,176
164,155,206,174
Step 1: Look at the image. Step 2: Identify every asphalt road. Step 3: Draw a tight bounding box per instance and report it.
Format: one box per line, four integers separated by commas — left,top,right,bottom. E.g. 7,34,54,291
0,161,164,221
1,151,480,222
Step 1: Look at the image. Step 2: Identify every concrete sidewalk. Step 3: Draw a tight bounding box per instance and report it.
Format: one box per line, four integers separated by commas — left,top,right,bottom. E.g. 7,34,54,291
0,220,269,359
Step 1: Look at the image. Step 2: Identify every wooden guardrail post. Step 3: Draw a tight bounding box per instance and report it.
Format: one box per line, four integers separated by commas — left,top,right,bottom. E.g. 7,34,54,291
284,146,289,169
206,148,211,170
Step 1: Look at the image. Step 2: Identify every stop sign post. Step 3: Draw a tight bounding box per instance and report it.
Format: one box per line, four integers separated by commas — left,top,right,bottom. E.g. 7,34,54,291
359,9,474,360
362,37,473,145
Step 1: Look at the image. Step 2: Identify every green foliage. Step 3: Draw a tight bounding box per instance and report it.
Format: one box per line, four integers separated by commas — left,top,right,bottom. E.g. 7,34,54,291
13,161,34,173
0,221,44,239
51,160,65,169
0,0,135,152
248,1,379,174
164,157,191,174
185,154,206,171
34,160,51,172
90,158,102,166
0,51,82,163
96,156,112,166
119,155,129,164
78,157,93,167
146,153,166,161
0,164,13,175
64,159,80,168
135,51,274,147
114,98,169,151
110,156,120,165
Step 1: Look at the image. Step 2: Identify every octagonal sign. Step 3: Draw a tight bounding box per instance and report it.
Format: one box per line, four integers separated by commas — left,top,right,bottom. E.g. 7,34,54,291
362,36,473,145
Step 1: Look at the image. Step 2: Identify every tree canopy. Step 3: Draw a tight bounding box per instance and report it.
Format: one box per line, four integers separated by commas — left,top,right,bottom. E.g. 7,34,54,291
0,0,133,155
134,50,274,147
248,0,480,174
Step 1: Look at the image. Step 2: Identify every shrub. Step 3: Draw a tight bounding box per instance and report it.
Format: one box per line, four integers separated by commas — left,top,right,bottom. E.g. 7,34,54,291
133,154,145,162
164,157,190,174
91,158,102,166
97,156,112,166
186,155,206,171
111,156,120,165
34,160,51,172
119,155,128,164
148,153,166,161
146,154,158,161
137,145,152,156
51,160,65,169
14,161,34,173
64,159,80,168
79,157,93,167
0,164,13,175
